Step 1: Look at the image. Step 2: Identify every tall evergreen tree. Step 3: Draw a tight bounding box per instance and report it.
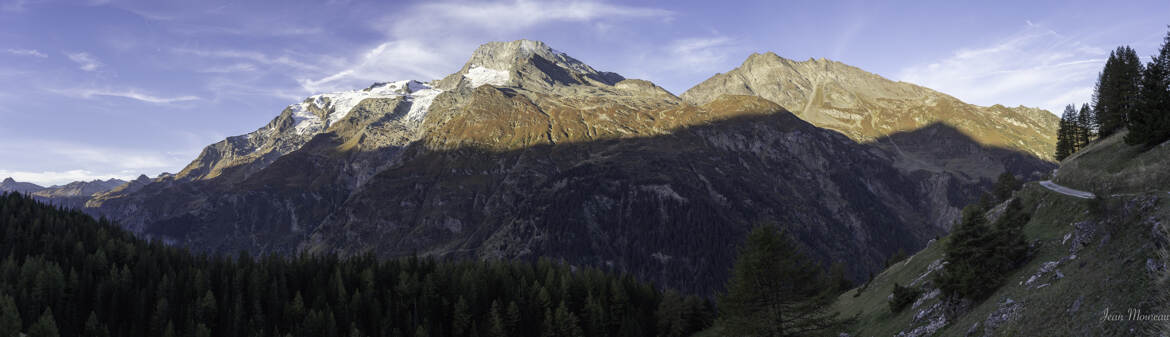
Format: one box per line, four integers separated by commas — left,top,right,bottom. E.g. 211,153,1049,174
717,224,848,337
1126,27,1170,147
1095,46,1144,138
1076,103,1095,149
935,199,1031,301
27,308,59,337
0,293,20,336
1055,105,1075,160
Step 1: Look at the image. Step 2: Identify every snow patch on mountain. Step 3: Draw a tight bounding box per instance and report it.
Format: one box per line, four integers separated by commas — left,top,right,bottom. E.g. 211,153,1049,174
284,80,445,135
464,66,510,88
406,87,442,123
288,102,324,135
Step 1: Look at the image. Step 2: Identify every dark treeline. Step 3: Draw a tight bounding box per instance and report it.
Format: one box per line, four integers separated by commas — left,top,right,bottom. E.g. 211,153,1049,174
0,192,713,337
1056,25,1170,159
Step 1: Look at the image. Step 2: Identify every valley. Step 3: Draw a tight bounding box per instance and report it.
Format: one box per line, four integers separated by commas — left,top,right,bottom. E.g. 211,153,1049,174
3,4,1168,335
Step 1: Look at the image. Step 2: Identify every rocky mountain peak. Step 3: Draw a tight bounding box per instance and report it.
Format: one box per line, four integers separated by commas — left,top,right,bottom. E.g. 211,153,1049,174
681,52,1060,161
2,177,13,183
436,39,624,91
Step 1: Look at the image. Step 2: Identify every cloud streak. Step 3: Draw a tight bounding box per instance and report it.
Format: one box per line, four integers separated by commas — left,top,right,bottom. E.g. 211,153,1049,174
61,88,201,104
6,48,47,58
172,48,319,71
663,36,736,72
898,23,1108,113
67,52,101,71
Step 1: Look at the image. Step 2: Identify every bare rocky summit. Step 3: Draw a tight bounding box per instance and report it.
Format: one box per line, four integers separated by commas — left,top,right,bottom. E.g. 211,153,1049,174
681,52,1059,163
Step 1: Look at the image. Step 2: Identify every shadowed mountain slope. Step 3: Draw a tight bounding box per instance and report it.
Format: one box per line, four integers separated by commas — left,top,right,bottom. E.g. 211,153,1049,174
86,40,1055,295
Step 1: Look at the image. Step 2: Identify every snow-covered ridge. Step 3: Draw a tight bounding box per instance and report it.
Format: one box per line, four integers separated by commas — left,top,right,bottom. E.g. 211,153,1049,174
285,80,443,135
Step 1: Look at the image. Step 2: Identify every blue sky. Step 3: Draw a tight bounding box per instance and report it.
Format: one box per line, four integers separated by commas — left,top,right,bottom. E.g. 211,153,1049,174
1,0,1167,186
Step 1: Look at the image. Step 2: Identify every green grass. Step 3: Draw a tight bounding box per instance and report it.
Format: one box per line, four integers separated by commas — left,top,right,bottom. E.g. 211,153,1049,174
834,182,1170,336
1054,130,1170,194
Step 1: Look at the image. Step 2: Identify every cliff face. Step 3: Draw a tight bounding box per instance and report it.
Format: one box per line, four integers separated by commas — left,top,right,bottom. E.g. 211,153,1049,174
86,40,1055,295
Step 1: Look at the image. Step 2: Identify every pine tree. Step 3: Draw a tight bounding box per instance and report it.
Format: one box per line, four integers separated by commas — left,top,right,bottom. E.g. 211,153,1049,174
1126,27,1170,147
717,224,849,337
1095,46,1144,137
452,297,472,337
1055,105,1075,160
551,302,585,337
935,199,1031,301
656,290,686,337
1066,104,1082,152
0,293,21,337
27,308,59,337
488,300,507,337
992,172,1021,202
1076,103,1095,149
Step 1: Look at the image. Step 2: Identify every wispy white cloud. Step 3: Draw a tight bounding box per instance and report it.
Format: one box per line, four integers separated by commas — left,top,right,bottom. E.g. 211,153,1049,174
171,24,324,37
6,48,47,58
59,88,200,104
172,48,319,71
398,0,672,34
301,0,673,93
662,36,736,72
197,63,257,73
298,39,451,93
66,52,102,71
898,23,1108,113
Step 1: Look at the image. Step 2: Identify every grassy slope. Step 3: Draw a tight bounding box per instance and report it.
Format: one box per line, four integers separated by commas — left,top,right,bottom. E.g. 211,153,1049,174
836,132,1170,336
1054,129,1170,194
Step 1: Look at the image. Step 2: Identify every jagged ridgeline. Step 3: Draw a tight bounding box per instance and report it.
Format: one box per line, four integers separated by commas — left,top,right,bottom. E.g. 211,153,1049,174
0,192,713,337
85,40,1057,296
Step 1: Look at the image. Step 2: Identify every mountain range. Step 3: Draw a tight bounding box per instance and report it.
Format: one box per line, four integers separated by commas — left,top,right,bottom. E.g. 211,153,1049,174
61,40,1059,294
1,176,130,209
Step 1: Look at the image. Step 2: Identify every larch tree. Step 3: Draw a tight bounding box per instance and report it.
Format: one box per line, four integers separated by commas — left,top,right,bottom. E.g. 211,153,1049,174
717,224,849,337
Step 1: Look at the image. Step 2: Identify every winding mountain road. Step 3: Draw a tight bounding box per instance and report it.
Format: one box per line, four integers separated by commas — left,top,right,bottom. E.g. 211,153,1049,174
1039,180,1096,199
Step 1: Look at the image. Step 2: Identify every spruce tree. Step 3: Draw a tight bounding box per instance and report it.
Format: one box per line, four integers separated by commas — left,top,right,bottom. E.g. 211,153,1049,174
992,172,1021,202
0,293,20,337
717,224,848,337
935,199,1031,301
83,312,109,337
551,302,585,337
1095,47,1145,138
27,308,59,337
1126,27,1170,147
1055,106,1074,160
1077,103,1094,149
1066,104,1082,152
